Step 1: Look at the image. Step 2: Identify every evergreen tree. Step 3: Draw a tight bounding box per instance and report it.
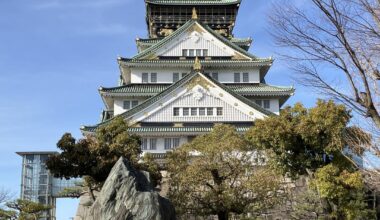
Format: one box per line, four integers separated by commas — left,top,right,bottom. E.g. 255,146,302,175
167,124,282,220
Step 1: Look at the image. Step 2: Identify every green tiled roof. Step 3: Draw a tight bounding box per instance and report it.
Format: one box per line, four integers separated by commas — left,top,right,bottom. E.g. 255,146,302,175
100,84,170,96
145,0,241,5
82,125,250,133
132,19,265,61
83,71,274,133
119,58,273,68
99,83,294,97
225,84,294,96
136,37,252,51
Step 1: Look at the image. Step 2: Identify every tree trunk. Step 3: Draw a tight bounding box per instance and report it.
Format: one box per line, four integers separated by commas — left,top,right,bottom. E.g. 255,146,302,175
217,211,229,220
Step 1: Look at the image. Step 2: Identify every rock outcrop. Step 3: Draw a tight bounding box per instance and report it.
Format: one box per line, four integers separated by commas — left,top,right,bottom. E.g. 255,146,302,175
76,157,176,220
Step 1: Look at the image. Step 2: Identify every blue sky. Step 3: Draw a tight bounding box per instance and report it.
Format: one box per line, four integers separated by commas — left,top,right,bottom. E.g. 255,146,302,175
0,0,316,219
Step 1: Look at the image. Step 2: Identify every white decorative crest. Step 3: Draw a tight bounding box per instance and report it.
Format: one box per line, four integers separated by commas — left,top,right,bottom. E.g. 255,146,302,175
191,32,201,43
192,87,205,101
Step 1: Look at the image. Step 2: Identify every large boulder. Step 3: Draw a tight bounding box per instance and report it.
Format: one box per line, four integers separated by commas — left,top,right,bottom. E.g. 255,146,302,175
79,157,176,220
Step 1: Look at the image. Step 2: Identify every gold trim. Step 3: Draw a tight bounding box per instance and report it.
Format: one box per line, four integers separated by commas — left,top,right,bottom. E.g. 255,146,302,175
187,75,214,91
192,7,198,20
193,57,202,71
232,52,249,60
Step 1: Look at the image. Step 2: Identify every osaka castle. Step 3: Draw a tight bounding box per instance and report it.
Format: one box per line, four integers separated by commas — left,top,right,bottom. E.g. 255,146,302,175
81,0,295,155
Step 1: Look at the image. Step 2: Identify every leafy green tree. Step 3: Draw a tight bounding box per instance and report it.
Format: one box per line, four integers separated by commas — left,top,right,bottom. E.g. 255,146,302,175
167,124,282,220
312,164,375,220
0,199,51,220
246,100,375,219
46,117,162,201
290,188,326,220
245,100,360,177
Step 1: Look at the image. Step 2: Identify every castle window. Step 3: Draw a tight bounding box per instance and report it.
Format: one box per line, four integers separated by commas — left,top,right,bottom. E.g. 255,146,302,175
217,107,223,116
123,101,131,110
196,49,202,57
173,138,180,148
183,49,208,57
182,49,188,57
207,107,214,116
199,107,206,116
173,73,180,82
132,100,139,108
234,73,241,82
151,73,157,83
212,72,219,80
243,72,249,82
183,108,190,116
255,100,262,107
264,100,270,109
142,73,149,83
164,138,172,150
191,108,197,116
123,100,138,110
149,138,157,150
203,49,208,57
173,108,180,116
141,138,148,150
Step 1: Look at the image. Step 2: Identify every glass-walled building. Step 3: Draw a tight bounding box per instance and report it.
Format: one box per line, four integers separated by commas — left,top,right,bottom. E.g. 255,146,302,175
17,152,78,220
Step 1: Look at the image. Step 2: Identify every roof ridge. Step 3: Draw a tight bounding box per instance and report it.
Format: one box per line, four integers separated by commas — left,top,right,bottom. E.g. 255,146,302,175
82,70,198,131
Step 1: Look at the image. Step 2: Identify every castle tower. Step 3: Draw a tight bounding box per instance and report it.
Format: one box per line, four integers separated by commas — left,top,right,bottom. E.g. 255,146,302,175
82,0,294,157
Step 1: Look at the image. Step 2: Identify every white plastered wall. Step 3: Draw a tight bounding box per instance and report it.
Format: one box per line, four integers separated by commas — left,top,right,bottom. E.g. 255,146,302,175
130,67,260,84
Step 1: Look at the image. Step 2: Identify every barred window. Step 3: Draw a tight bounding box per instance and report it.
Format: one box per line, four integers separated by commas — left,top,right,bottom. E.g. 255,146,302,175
173,108,180,116
255,100,262,107
264,100,270,109
142,73,149,83
199,107,206,116
217,107,223,116
207,107,213,116
164,138,172,150
151,73,157,83
196,49,202,57
191,108,197,116
203,49,208,57
132,101,139,108
173,138,180,148
173,73,180,82
189,49,195,57
243,72,249,82
182,49,188,57
141,138,148,150
149,138,157,150
183,108,190,116
234,73,240,83
124,100,138,109
212,72,219,80
123,101,131,110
